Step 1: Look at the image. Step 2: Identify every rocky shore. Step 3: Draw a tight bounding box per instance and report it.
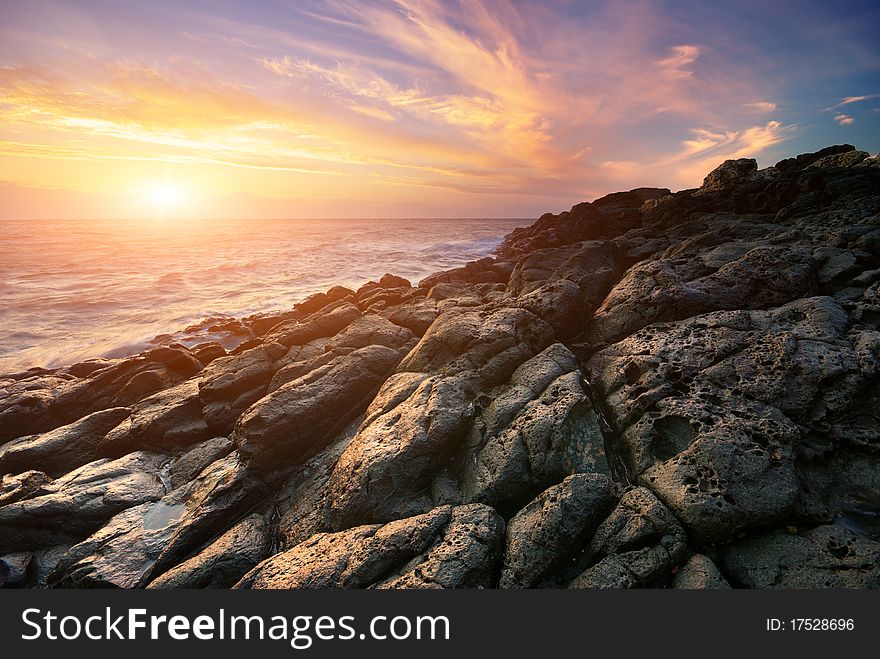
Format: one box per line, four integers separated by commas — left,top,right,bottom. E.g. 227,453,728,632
2,144,880,589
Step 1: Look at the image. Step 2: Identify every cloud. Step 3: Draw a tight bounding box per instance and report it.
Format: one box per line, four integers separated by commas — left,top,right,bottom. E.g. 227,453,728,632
834,113,855,125
742,101,777,112
839,94,879,105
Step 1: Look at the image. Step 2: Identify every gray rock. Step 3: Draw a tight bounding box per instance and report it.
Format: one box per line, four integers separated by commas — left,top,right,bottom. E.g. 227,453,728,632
233,345,403,472
500,474,618,588
327,375,475,528
672,554,731,589
236,504,503,589
722,525,880,588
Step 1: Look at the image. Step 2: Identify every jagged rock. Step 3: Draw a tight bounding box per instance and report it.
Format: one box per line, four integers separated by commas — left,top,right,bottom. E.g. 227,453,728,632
420,258,513,288
379,273,411,289
721,525,880,588
295,292,330,315
500,474,618,588
511,278,586,339
276,419,362,548
568,487,687,588
588,245,817,345
169,436,234,488
386,299,441,336
236,504,503,589
327,375,475,528
147,515,270,588
233,345,402,471
698,158,757,192
198,342,287,404
775,144,855,172
0,452,167,551
588,296,870,543
459,343,608,513
0,470,52,507
672,554,731,589
0,407,132,477
806,150,869,170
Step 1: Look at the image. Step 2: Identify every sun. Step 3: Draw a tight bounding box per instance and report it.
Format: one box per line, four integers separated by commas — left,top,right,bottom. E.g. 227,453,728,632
145,181,188,216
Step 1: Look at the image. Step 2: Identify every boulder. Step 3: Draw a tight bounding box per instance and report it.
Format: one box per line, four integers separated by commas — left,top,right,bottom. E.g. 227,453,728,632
500,474,618,588
673,554,731,589
233,345,403,471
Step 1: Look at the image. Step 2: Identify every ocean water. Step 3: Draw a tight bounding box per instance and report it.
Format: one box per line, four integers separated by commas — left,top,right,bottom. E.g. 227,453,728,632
0,217,528,373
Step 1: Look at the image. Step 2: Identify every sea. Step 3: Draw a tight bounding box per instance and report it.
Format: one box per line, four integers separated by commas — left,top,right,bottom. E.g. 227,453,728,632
0,217,528,374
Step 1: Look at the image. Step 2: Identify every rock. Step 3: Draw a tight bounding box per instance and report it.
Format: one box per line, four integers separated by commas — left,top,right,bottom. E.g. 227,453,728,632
386,299,440,336
806,150,869,169
264,302,361,347
775,144,855,172
169,436,234,488
327,375,475,528
296,292,330,315
233,345,402,472
198,342,287,404
588,296,867,543
98,380,210,455
378,273,411,289
722,525,880,588
0,470,52,507
459,343,609,513
568,487,687,588
0,452,168,551
698,158,757,192
49,453,267,587
500,475,618,588
326,285,354,302
147,515,270,588
511,278,586,339
0,407,131,477
236,504,503,589
588,245,817,345
397,307,554,386
0,552,31,588
323,315,416,351
672,554,731,589
0,346,202,442
375,504,505,589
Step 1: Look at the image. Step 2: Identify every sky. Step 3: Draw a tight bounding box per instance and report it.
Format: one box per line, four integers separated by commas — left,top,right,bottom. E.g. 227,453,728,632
0,0,878,219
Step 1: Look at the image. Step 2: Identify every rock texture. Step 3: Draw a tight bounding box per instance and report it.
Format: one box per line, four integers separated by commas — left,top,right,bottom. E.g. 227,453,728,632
2,144,879,589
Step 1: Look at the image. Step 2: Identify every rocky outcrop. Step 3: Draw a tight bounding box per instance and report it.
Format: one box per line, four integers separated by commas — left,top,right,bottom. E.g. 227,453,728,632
2,144,879,590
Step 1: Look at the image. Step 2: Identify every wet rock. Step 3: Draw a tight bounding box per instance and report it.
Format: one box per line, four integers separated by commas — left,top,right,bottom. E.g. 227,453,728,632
672,554,731,589
0,407,131,477
327,375,475,528
237,504,503,589
169,436,234,488
568,487,687,588
147,515,270,589
500,474,618,588
49,453,266,587
0,452,167,551
233,345,402,471
722,525,880,588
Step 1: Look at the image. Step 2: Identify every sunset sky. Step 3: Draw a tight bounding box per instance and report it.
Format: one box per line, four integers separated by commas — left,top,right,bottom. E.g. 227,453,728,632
1,0,878,219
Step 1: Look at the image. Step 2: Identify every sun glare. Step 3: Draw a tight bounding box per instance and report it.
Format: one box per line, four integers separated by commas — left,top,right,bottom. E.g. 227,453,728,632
145,182,187,216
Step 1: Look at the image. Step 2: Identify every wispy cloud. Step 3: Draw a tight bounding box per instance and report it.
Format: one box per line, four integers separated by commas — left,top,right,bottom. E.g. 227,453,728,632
834,113,855,125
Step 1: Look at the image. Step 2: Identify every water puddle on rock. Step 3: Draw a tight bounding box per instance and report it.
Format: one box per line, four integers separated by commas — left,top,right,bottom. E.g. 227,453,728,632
142,501,186,530
833,508,880,540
